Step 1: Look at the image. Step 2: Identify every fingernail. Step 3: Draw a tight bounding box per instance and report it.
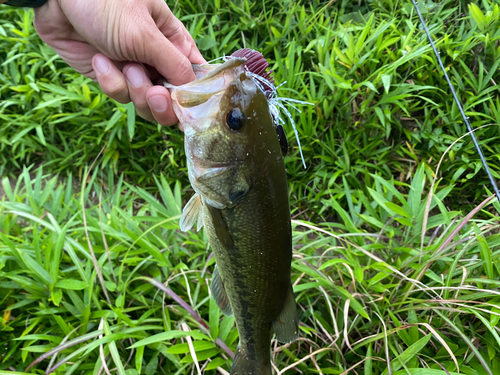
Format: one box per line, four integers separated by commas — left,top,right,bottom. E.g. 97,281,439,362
125,66,144,88
94,55,110,74
148,95,168,112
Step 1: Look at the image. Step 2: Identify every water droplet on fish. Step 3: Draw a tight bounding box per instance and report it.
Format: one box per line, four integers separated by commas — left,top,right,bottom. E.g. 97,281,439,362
254,290,256,293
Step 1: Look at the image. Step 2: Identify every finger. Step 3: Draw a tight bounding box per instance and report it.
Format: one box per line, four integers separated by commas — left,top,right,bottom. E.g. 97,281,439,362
146,86,179,128
141,29,196,86
165,24,206,65
92,54,130,104
133,2,202,85
150,2,205,64
123,63,155,122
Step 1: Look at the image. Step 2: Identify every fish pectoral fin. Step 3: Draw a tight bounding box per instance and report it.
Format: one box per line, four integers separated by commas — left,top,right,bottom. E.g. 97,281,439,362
211,266,233,316
180,193,204,232
272,288,299,344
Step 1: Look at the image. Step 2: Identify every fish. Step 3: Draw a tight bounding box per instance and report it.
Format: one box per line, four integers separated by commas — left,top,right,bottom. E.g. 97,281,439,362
165,54,299,374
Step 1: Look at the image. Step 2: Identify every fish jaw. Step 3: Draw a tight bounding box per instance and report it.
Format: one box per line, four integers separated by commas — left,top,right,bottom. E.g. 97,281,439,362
168,58,247,129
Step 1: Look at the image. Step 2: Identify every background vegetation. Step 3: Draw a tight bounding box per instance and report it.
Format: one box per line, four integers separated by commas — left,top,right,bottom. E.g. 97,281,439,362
1,0,500,374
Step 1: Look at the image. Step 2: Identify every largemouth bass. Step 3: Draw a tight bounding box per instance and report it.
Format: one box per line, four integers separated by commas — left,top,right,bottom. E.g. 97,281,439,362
167,56,299,375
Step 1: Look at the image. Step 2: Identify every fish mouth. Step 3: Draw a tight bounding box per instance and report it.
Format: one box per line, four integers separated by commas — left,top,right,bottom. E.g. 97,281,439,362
167,58,247,108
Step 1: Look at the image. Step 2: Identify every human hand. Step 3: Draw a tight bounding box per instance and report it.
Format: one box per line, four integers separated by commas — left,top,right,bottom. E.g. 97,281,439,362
33,0,206,127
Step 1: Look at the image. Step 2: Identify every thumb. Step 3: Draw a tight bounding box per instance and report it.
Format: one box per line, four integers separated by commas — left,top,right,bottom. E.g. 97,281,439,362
142,0,205,84
141,28,197,86
151,2,205,65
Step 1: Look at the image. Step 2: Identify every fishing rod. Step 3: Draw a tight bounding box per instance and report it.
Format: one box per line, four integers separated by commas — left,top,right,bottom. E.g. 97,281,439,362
411,0,500,205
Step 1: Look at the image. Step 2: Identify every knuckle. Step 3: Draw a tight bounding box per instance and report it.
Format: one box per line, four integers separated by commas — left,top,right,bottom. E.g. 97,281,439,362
101,83,130,104
169,22,183,37
176,59,195,83
102,79,128,101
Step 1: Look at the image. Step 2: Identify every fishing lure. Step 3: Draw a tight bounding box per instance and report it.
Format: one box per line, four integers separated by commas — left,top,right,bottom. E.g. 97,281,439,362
227,48,311,169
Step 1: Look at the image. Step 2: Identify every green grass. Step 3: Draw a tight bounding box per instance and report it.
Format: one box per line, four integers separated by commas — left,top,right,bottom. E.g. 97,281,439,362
2,0,500,374
2,1,500,217
2,164,500,374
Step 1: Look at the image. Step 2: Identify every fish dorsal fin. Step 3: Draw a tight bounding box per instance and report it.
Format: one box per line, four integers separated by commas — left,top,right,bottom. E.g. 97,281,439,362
180,193,204,232
272,288,299,343
210,266,233,316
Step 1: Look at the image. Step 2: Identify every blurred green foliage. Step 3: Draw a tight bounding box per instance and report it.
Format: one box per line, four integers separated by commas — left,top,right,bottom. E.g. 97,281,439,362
1,165,500,374
2,1,500,374
2,0,500,218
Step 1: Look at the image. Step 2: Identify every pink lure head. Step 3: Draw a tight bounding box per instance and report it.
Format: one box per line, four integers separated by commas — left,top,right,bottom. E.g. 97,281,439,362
230,48,275,99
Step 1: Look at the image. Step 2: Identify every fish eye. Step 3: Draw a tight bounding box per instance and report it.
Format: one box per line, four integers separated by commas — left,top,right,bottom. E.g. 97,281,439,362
226,108,245,131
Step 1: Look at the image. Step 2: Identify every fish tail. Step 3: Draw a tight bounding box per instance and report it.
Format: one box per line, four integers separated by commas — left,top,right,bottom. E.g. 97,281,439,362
230,346,272,375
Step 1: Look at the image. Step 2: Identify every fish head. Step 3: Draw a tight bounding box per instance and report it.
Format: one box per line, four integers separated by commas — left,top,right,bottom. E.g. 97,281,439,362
169,58,282,209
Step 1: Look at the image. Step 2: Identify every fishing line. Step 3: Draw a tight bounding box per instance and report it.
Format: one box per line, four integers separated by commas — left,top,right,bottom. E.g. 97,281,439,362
411,0,500,204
